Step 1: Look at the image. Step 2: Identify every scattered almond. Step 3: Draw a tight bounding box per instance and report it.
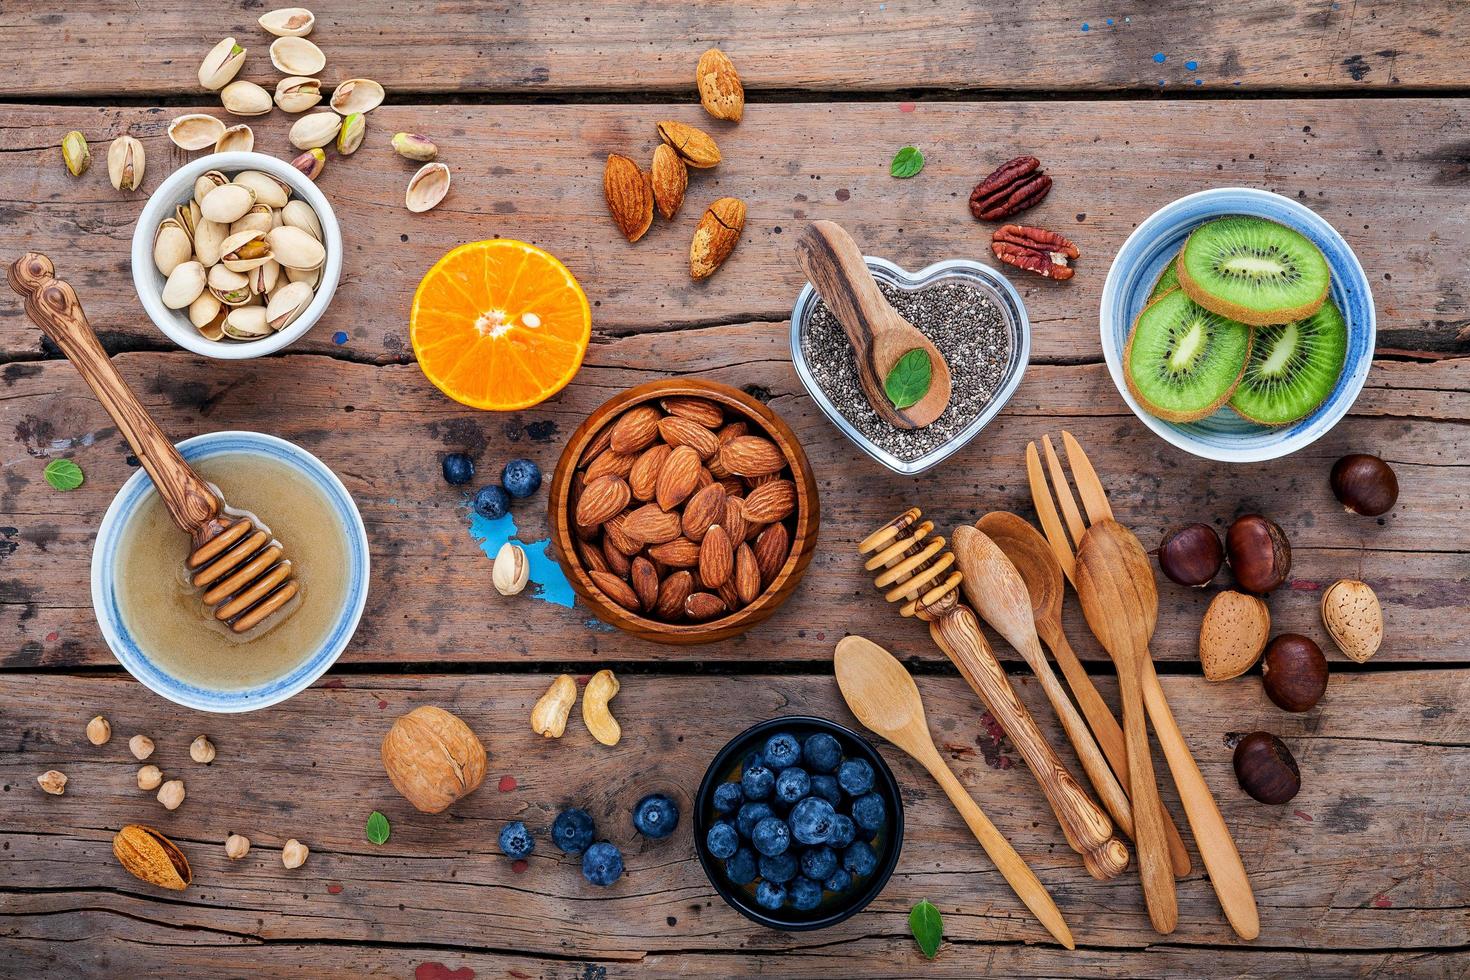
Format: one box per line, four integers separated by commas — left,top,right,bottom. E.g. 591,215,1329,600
1322,579,1382,663
651,143,688,220
690,197,746,280
657,120,721,168
603,153,654,243
1198,590,1271,681
696,48,745,122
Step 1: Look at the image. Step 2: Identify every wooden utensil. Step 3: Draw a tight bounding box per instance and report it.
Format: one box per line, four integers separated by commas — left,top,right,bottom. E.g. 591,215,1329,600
833,635,1075,950
976,510,1191,877
8,253,299,633
859,508,1129,881
1028,430,1260,942
795,220,951,428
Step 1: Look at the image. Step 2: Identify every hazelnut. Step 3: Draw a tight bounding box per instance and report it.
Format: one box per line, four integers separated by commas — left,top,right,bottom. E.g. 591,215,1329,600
137,765,163,791
157,779,186,810
86,715,112,746
190,735,216,764
225,834,251,860
282,839,309,869
37,770,67,795
129,734,155,760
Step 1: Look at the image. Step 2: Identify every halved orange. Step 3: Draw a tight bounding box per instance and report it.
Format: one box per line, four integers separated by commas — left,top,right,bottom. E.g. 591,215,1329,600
409,239,592,410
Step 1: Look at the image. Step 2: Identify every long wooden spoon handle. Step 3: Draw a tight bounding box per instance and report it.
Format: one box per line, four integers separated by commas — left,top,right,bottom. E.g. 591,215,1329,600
1141,657,1261,941
7,253,218,534
1118,658,1177,933
928,605,1129,880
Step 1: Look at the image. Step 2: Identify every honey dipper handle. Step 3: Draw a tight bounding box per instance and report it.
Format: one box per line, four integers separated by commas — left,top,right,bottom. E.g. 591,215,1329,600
8,254,219,534
928,604,1129,880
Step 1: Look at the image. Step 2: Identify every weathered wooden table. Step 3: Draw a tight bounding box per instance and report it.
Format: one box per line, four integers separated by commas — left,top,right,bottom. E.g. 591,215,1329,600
2,3,1467,977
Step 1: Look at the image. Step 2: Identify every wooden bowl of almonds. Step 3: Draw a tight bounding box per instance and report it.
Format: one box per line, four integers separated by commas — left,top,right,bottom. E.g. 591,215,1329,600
549,379,820,644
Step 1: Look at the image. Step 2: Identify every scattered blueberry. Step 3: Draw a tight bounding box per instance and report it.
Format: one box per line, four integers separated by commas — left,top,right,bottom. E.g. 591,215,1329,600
740,762,775,801
843,840,878,877
712,782,744,814
472,484,510,520
497,820,534,859
736,801,774,839
758,851,798,883
824,868,853,893
809,774,841,805
754,879,787,911
725,846,758,884
826,813,857,848
631,793,680,839
752,816,791,857
837,757,875,797
799,845,838,882
501,458,542,498
789,875,823,911
441,452,475,485
763,732,802,770
851,792,886,832
802,733,842,773
774,767,810,805
706,821,739,859
551,807,596,856
789,797,836,846
581,841,624,887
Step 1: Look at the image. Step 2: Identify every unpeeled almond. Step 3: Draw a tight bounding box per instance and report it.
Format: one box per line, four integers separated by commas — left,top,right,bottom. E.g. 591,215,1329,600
1322,579,1382,663
113,825,191,891
1198,590,1271,680
604,153,653,243
696,48,745,122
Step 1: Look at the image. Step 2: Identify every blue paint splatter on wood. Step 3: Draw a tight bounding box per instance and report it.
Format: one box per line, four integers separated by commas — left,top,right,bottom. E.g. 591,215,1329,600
1081,22,1089,31
1106,18,1114,26
1153,52,1167,64
332,331,348,345
1194,78,1203,85
1185,60,1199,71
466,506,576,608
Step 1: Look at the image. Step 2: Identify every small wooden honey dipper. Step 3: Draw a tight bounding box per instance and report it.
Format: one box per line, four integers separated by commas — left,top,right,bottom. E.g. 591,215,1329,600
9,253,298,634
859,507,1129,880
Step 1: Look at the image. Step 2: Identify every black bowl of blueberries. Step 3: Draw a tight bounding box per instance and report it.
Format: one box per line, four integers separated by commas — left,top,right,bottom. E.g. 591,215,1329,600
693,715,903,930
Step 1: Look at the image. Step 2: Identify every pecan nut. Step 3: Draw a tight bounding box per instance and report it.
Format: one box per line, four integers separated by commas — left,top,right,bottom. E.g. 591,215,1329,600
969,156,1052,221
991,224,1079,281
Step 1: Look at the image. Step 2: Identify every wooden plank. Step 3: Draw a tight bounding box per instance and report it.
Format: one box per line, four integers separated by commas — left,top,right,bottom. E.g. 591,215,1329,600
2,2,1467,98
1,100,1467,362
1,343,1464,669
0,671,1465,966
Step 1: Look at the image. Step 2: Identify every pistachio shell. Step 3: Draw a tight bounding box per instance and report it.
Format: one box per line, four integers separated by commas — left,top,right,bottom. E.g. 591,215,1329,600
230,204,274,238
168,114,226,151
208,264,252,306
220,80,273,117
330,78,384,115
290,147,326,181
405,162,451,213
391,132,438,162
1322,579,1383,663
281,200,323,241
161,261,207,309
153,219,192,277
270,36,326,75
266,280,314,330
232,170,290,209
214,124,254,154
224,305,272,339
248,260,281,296
198,38,245,91
188,291,222,329
274,75,322,113
61,131,91,177
258,7,315,37
267,225,326,270
196,304,228,341
177,201,201,241
200,183,256,224
192,218,228,268
106,136,145,191
113,825,191,891
220,230,274,272
193,170,229,206
286,264,321,288
289,111,341,150
336,112,365,155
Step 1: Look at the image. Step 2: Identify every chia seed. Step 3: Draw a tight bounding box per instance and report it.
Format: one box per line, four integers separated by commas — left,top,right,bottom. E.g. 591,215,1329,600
801,280,1011,462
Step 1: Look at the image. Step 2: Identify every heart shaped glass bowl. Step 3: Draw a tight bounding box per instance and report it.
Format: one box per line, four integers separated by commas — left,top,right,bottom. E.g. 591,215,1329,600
1100,187,1376,463
790,257,1029,476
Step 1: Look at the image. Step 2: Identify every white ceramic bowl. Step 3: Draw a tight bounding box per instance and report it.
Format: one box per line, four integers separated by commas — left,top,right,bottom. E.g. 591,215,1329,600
92,431,370,712
130,151,342,358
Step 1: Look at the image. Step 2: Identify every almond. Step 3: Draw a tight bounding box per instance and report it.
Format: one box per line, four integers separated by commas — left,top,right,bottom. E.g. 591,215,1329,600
717,421,749,445
590,570,640,611
696,466,715,489
629,443,671,501
718,578,742,609
603,153,653,242
601,535,631,577
604,513,643,556
682,483,727,542
684,591,728,621
661,396,724,429
630,556,660,612
113,825,191,891
623,502,683,545
655,445,701,511
651,143,687,221
659,416,720,459
699,524,734,588
1198,590,1271,681
724,496,748,544
690,197,745,280
753,523,790,585
717,476,745,497
575,475,631,527
735,543,761,604
584,448,638,483
719,435,785,477
743,479,795,524
648,537,700,567
696,48,744,123
1322,578,1382,663
610,405,662,454
656,120,721,168
745,473,778,490
576,539,609,574
581,426,614,466
655,570,694,619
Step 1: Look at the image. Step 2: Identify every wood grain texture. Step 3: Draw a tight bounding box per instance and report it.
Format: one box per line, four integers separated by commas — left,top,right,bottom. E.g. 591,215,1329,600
2,2,1467,97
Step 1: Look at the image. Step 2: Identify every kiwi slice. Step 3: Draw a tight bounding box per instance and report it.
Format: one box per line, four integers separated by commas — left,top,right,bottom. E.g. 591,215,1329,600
1177,216,1331,326
1147,256,1180,304
1125,290,1253,423
1229,298,1347,426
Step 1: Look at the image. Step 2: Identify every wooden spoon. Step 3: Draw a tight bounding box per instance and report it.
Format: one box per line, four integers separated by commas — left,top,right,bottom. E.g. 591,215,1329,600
833,635,1074,950
795,220,951,428
976,511,1191,877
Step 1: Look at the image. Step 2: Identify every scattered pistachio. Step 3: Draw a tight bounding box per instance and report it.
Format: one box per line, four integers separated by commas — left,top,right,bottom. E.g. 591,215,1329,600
168,114,226,151
61,131,90,177
214,124,255,154
220,79,273,117
281,839,309,869
157,779,186,811
330,78,384,115
189,735,216,764
259,7,315,37
137,765,164,791
274,75,323,113
291,147,326,181
270,35,326,75
37,770,67,795
198,38,246,91
391,132,438,161
289,111,341,150
405,162,451,213
493,542,529,596
225,833,251,860
106,136,145,191
86,715,112,746
337,112,365,155
129,734,156,761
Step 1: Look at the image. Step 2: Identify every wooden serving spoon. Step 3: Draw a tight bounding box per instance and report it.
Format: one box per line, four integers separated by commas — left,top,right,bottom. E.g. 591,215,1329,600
833,635,1075,950
976,511,1191,877
795,220,951,428
8,253,299,633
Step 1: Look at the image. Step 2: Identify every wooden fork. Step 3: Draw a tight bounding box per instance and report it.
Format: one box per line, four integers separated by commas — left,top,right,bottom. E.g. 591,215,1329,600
1027,431,1261,941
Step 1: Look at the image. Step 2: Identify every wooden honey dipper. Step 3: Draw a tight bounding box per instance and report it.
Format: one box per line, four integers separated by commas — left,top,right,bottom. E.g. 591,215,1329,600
859,507,1129,880
8,253,298,633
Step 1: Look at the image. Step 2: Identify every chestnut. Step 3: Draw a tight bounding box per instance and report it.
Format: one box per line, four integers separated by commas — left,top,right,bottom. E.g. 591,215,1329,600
1261,633,1328,711
1225,514,1291,594
1232,731,1300,804
1330,453,1399,517
1157,523,1224,588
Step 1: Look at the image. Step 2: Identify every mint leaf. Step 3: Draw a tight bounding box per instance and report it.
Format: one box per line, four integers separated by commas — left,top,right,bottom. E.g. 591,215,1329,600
43,459,84,491
884,349,932,409
366,810,390,845
909,899,943,959
890,146,924,178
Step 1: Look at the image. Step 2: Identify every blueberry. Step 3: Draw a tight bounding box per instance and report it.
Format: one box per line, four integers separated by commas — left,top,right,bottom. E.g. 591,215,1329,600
826,813,856,848
851,792,886,832
705,821,739,859
751,816,791,857
789,797,836,845
441,452,475,485
754,879,787,911
802,732,843,773
551,807,596,856
581,841,624,887
824,868,853,893
631,793,680,839
735,802,773,840
497,820,534,860
843,840,878,877
758,850,798,884
500,458,542,498
712,781,744,814
762,732,802,770
472,484,510,520
774,767,810,805
789,876,823,911
724,846,758,885
837,757,875,796
741,750,766,774
809,774,841,805
799,845,838,882
741,763,775,801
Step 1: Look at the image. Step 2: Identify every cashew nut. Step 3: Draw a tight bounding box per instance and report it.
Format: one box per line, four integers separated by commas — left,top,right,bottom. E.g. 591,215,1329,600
581,669,622,746
531,674,577,739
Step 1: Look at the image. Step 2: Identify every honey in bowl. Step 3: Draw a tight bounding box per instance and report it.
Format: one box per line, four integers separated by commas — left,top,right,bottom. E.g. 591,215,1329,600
113,451,350,691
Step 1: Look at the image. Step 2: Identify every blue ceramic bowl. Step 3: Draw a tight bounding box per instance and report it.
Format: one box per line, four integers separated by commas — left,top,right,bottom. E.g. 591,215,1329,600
1100,187,1376,462
91,431,370,712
